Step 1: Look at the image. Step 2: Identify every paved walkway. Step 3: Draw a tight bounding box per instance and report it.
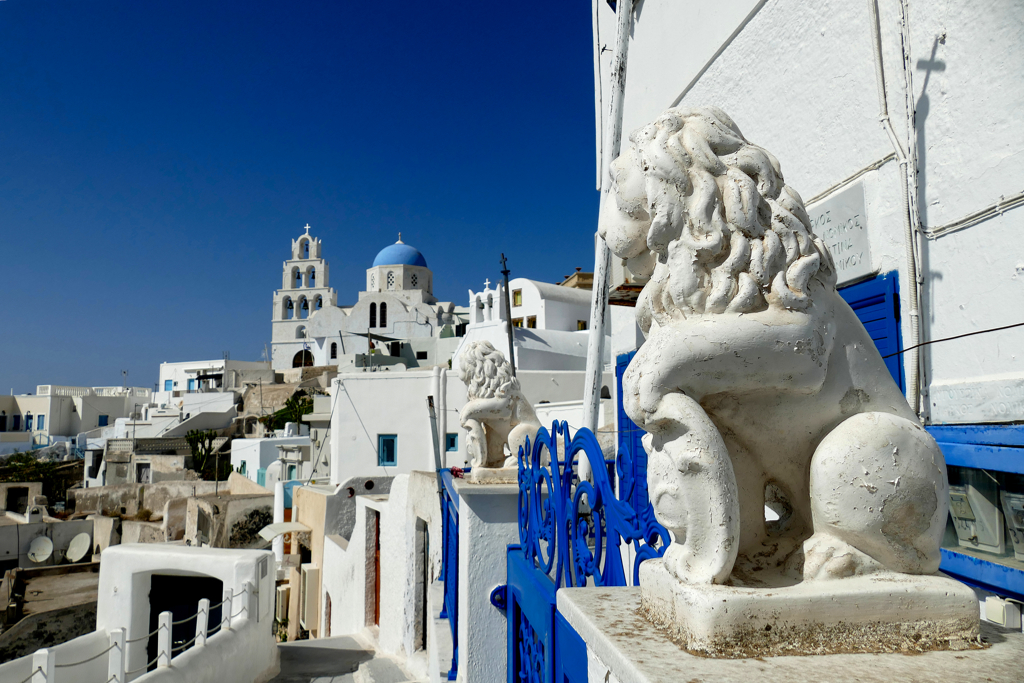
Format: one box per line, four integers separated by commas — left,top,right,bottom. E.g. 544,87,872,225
270,634,419,683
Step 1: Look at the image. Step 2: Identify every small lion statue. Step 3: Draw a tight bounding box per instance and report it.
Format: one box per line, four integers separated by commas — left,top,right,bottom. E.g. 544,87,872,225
457,341,542,470
601,107,948,585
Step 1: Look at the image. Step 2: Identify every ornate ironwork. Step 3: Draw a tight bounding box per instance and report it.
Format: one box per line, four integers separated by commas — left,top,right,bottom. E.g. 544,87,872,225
516,614,544,683
517,421,669,588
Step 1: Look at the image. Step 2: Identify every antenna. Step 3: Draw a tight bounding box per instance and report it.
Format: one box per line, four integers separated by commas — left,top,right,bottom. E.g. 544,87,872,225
28,536,53,564
66,533,92,563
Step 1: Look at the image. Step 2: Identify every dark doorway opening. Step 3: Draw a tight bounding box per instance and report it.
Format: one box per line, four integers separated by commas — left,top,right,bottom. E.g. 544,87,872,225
148,574,223,670
5,487,29,514
292,350,314,368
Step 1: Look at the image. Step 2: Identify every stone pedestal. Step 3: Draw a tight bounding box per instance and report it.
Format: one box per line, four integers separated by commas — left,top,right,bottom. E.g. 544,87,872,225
557,586,1022,683
453,480,518,683
464,466,518,485
639,559,980,657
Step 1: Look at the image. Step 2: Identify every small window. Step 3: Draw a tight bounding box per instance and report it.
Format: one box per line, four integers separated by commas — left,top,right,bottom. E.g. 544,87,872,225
411,273,418,287
512,317,523,328
287,464,297,480
98,415,109,427
526,316,537,329
331,342,338,359
369,302,377,328
378,434,397,466
577,320,588,331
164,380,173,391
12,415,21,431
370,273,376,290
445,433,458,452
36,415,44,430
416,351,428,360
387,272,395,289
380,302,388,327
512,289,522,307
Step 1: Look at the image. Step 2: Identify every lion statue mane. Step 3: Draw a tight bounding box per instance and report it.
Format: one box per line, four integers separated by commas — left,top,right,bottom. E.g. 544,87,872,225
601,106,949,586
457,341,541,469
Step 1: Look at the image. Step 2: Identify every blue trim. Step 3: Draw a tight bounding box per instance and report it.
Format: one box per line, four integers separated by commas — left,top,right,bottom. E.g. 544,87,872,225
934,441,1024,475
553,612,587,683
439,468,460,680
940,549,1024,603
927,424,1024,447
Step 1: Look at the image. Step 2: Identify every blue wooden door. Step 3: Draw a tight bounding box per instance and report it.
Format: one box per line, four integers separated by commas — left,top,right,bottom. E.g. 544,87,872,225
838,271,904,391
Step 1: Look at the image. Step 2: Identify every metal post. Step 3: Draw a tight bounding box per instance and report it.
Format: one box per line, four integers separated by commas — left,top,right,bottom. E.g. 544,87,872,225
439,368,448,469
196,599,209,647
582,0,633,480
157,611,172,667
500,254,516,376
222,589,233,631
108,628,125,683
31,648,53,683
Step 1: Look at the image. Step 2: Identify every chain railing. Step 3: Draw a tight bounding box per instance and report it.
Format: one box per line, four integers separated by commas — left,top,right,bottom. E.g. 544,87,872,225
13,581,255,682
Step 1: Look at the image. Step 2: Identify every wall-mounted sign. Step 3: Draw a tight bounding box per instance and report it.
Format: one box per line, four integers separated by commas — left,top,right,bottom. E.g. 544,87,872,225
808,182,872,285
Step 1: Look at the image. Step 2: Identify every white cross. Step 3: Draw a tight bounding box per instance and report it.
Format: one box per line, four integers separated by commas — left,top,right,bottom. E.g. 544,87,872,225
304,224,311,235
483,279,491,289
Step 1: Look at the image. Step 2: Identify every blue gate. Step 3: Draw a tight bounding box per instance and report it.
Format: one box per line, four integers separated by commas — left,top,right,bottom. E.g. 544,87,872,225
507,422,669,682
439,469,460,680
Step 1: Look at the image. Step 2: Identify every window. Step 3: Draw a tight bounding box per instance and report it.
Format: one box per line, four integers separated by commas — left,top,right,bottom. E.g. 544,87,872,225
330,342,338,359
188,378,196,392
411,273,418,287
164,380,173,391
378,434,397,466
446,433,458,452
12,415,21,431
98,415,109,427
389,341,401,356
25,414,33,431
387,271,395,289
36,415,44,430
511,317,523,328
287,464,297,480
370,273,375,290
380,302,388,327
239,461,247,476
369,302,377,328
526,316,536,329
416,351,428,360
577,320,588,331
296,325,306,340
512,289,522,307
0,411,6,432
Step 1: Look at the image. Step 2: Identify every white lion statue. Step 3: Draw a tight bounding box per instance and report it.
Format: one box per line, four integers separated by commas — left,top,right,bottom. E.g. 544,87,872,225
601,106,948,585
457,341,542,470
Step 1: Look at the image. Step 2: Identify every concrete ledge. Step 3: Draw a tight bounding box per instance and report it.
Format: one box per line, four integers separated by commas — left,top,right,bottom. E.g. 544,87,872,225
557,587,1023,683
463,467,518,486
640,559,980,657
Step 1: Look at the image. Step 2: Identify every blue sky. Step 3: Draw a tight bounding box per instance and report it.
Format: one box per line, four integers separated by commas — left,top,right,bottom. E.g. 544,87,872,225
0,1,600,394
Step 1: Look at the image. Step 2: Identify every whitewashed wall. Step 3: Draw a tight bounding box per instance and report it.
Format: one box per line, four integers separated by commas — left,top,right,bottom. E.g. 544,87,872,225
595,0,1024,423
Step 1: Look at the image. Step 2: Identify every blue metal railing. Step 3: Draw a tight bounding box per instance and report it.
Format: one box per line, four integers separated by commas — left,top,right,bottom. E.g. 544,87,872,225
508,421,669,683
439,468,460,680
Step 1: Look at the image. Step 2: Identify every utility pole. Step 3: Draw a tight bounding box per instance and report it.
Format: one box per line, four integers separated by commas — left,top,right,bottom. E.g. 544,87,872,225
500,253,516,377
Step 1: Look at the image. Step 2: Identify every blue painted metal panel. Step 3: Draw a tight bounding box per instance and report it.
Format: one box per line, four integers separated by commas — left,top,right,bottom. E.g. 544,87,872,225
927,424,1024,448
553,613,587,683
439,469,460,680
507,546,556,683
934,441,1024,475
838,271,904,391
940,549,1024,603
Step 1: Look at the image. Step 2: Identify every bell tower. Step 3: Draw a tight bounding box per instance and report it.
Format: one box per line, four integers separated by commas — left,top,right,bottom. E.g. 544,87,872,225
271,225,338,370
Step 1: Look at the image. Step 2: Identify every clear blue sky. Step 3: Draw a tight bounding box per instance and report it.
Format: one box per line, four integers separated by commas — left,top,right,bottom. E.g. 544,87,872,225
0,1,600,394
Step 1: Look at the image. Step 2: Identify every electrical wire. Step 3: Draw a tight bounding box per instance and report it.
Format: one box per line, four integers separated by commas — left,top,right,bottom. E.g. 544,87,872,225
882,322,1024,358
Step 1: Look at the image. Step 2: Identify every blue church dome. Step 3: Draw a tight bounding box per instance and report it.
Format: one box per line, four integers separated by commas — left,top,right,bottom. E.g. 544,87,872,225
372,237,427,268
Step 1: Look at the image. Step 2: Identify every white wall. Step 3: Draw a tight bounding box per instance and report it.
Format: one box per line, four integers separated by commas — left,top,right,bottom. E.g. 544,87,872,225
596,0,1024,424
231,435,311,481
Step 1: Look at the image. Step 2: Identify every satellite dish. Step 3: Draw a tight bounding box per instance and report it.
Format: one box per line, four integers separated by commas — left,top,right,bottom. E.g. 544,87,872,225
28,537,53,564
66,533,91,563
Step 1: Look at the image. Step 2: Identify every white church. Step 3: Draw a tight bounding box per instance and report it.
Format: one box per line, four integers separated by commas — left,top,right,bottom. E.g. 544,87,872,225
270,226,469,372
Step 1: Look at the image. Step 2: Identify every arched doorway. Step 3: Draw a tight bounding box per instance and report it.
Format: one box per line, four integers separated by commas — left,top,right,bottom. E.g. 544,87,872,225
292,350,313,368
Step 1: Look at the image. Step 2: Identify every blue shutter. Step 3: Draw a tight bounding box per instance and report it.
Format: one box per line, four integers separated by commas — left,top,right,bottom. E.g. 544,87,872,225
838,271,905,392
164,380,173,391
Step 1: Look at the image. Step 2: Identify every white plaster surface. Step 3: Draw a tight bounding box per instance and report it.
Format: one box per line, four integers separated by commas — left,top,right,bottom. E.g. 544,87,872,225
595,0,1024,424
453,481,519,683
559,587,1023,683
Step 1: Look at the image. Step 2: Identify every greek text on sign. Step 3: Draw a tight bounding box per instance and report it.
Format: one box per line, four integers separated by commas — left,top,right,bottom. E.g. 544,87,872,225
808,182,872,285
